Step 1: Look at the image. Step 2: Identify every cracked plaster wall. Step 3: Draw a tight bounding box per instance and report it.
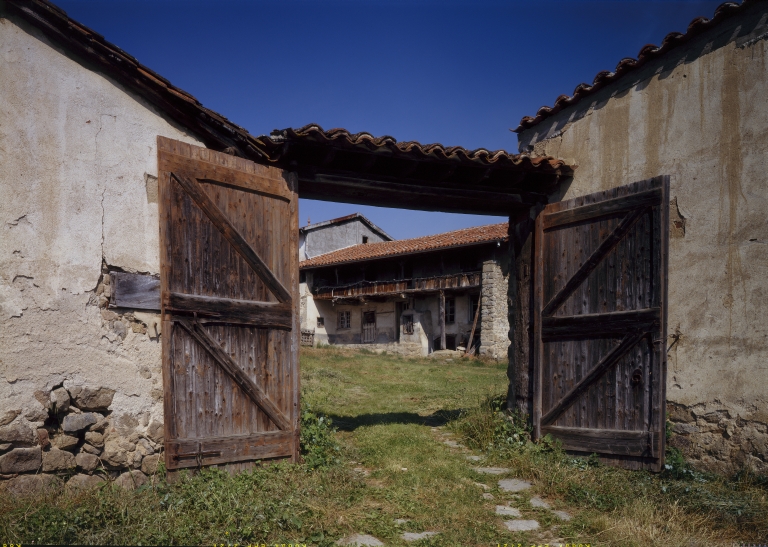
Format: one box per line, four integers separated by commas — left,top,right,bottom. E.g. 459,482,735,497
517,5,768,473
0,13,203,438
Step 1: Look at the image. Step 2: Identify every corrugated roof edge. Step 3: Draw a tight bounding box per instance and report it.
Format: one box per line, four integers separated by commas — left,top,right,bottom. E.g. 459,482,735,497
299,213,394,241
513,0,763,133
300,222,508,269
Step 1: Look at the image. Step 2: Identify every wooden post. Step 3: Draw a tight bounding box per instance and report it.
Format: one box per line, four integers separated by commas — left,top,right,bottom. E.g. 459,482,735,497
439,289,446,350
506,207,538,415
466,297,480,355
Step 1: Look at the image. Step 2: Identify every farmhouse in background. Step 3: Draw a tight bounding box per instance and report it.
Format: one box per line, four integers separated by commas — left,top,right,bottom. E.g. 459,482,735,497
299,213,392,262
299,223,510,358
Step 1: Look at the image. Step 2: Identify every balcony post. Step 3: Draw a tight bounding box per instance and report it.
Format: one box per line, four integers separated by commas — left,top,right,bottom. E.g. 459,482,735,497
439,289,446,350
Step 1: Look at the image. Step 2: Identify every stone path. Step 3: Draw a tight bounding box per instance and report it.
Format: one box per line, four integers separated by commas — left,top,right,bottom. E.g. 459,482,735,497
429,424,575,540
335,533,384,546
498,478,531,492
504,519,540,532
529,496,550,509
402,531,438,542
552,509,572,521
473,466,510,475
495,505,522,517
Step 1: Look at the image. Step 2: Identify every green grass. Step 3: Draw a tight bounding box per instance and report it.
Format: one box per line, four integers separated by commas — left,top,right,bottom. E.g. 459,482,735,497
1,346,765,546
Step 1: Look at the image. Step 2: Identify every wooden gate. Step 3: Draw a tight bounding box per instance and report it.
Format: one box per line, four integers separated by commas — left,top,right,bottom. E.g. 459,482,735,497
533,176,668,470
158,137,299,472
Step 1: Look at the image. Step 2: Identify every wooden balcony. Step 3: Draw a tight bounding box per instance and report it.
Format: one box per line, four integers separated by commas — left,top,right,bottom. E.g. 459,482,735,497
312,271,481,300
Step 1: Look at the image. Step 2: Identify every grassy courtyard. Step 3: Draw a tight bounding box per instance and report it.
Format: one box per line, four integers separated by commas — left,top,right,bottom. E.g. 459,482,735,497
0,346,765,545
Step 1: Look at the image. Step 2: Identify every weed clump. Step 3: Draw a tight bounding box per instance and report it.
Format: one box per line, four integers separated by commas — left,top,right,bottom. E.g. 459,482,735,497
300,402,341,469
450,390,768,541
452,393,531,452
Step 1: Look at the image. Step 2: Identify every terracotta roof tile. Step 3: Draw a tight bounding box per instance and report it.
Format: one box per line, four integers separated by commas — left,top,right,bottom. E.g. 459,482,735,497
263,124,573,174
300,222,508,269
514,0,763,132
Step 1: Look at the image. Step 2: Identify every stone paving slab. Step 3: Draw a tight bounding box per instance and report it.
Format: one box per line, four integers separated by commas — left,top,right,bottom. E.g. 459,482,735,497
498,478,532,492
336,534,384,546
552,510,572,521
473,467,510,475
503,519,540,532
482,492,495,500
465,455,483,461
443,440,464,448
402,531,439,542
529,496,550,509
495,505,522,517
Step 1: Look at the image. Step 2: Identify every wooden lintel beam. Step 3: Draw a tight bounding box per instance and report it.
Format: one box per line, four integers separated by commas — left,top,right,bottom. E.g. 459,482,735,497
299,177,532,215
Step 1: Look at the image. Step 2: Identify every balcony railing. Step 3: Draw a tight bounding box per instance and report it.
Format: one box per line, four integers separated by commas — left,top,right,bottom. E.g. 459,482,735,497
312,271,481,300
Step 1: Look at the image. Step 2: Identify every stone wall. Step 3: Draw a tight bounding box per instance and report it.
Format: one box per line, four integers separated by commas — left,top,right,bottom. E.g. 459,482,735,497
0,381,163,495
479,254,510,359
516,3,768,472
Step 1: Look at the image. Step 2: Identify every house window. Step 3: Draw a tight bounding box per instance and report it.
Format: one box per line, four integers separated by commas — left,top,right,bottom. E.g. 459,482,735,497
317,317,324,328
337,311,351,329
362,236,369,244
445,298,455,324
403,314,414,335
469,295,480,322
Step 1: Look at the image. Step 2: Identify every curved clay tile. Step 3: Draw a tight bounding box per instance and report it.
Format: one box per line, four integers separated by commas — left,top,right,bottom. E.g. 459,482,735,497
275,123,572,172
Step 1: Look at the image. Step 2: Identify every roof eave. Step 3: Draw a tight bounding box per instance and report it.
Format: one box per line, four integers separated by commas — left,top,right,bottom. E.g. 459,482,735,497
299,237,508,270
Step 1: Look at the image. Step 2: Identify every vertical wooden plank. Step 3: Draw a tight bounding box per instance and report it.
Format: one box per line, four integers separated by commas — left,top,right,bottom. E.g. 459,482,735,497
656,176,670,470
532,210,544,439
287,171,301,461
158,142,176,472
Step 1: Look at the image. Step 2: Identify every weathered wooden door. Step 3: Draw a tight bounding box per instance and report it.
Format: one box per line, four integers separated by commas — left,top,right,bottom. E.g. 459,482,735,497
533,176,668,471
158,136,299,472
362,311,376,343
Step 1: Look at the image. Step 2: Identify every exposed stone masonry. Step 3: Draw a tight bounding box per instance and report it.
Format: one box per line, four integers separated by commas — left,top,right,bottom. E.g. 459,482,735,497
0,383,164,495
667,402,767,474
479,256,510,359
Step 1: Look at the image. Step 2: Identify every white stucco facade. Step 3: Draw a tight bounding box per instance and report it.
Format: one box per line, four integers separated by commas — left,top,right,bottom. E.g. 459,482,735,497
0,13,203,441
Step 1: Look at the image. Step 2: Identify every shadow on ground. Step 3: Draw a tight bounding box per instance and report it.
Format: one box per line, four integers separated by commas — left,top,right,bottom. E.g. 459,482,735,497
327,409,463,431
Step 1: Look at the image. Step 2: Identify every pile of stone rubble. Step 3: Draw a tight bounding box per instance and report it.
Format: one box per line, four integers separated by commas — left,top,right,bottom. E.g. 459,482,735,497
0,385,163,495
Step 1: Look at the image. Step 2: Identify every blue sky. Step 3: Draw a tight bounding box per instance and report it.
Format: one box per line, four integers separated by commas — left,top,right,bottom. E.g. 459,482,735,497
56,0,723,239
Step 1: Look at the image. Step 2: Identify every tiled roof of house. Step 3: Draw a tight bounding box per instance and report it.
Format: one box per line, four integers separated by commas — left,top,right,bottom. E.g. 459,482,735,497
300,222,508,269
300,212,393,241
514,0,764,132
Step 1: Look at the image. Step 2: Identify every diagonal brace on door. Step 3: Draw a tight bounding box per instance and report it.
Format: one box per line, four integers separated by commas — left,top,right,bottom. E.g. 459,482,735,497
170,172,292,304
540,329,648,427
541,206,649,317
176,318,291,431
